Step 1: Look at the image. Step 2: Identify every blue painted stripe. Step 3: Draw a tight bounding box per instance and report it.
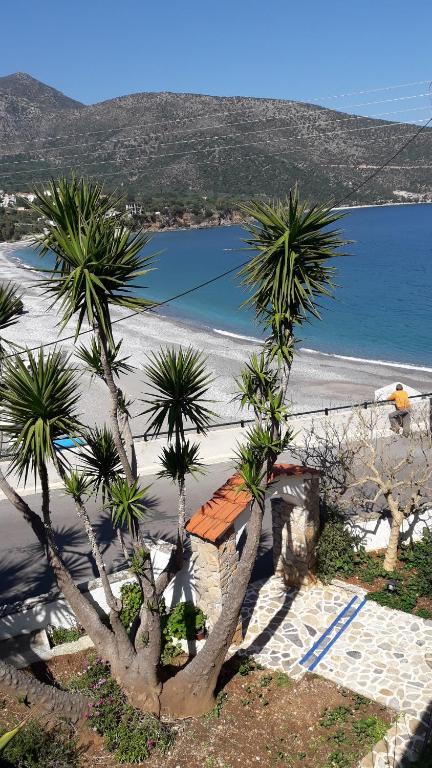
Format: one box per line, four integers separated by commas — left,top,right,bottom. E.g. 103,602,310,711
299,596,358,667
308,598,367,671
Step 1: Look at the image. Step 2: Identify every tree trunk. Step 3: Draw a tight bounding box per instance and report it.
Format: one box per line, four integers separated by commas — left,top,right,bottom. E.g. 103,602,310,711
119,402,137,480
36,464,118,656
0,659,89,723
383,505,404,572
160,498,265,717
178,477,186,544
98,330,136,485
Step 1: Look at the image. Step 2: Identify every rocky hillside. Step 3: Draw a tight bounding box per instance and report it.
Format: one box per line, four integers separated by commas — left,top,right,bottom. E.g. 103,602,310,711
0,73,431,204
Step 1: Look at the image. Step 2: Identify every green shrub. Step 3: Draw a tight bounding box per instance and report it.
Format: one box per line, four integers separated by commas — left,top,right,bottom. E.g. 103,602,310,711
316,510,362,582
119,582,142,630
352,715,388,745
0,720,78,768
400,531,432,597
164,601,205,641
416,608,432,620
68,658,174,763
48,624,85,646
366,578,419,613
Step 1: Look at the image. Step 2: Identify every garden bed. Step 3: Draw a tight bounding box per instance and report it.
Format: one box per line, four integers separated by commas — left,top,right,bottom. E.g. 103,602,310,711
0,650,394,768
317,511,432,618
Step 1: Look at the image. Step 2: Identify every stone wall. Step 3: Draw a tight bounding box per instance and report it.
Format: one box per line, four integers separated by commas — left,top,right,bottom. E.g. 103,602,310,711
270,475,320,589
189,527,239,628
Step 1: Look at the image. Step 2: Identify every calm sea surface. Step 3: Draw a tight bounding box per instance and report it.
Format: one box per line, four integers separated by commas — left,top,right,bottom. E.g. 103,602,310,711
11,203,432,368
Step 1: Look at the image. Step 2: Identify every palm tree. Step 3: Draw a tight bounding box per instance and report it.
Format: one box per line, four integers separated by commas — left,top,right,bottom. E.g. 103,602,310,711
141,347,214,542
158,440,204,543
32,177,156,484
239,188,347,388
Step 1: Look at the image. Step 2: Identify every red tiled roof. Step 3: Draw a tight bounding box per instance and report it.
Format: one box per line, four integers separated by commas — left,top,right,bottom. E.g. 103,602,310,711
268,463,321,482
186,463,320,543
186,474,252,543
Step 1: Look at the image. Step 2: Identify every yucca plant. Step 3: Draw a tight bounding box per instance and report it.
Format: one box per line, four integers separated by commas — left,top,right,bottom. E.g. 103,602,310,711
142,347,214,442
142,346,214,542
108,476,150,542
238,189,347,383
0,349,81,481
33,178,156,343
0,281,24,334
80,425,123,500
158,440,204,542
32,177,157,485
76,336,134,381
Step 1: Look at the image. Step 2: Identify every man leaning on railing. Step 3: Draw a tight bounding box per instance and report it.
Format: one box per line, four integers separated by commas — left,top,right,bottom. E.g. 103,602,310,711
387,383,411,437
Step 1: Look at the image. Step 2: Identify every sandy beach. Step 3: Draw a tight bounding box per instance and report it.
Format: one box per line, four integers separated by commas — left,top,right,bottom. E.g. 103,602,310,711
1,241,431,434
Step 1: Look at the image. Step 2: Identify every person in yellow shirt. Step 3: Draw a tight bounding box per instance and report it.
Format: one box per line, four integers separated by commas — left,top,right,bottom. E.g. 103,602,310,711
387,383,411,437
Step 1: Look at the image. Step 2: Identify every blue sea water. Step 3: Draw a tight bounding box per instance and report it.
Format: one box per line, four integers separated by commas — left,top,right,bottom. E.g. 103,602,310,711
10,203,432,368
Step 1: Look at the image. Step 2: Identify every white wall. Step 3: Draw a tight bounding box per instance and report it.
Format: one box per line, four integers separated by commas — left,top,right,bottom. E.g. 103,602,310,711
347,507,432,552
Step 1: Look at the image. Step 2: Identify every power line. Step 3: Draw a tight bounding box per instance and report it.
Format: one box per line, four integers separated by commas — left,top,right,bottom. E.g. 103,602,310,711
0,83,430,155
1,102,430,169
0,115,430,183
308,79,432,102
333,115,432,207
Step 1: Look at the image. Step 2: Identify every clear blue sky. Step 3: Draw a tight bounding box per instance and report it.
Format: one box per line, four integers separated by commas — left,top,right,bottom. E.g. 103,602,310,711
1,0,431,117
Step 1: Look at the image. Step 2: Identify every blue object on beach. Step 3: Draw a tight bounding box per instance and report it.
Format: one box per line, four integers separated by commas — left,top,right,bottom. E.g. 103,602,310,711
53,437,86,450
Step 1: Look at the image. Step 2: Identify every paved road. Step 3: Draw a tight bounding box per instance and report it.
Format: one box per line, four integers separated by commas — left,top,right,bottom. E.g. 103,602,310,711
0,460,275,605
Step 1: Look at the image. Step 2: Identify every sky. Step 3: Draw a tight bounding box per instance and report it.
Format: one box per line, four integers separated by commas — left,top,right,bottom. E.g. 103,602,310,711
1,0,431,120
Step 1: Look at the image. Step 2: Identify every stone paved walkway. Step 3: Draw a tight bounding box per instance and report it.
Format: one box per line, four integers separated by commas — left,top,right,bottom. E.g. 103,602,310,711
240,576,432,766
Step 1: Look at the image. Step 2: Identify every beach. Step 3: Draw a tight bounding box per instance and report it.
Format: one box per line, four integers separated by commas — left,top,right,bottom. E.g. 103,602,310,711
1,242,431,433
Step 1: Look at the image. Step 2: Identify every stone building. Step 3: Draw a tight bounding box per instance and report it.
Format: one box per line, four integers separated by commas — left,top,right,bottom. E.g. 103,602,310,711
186,464,320,629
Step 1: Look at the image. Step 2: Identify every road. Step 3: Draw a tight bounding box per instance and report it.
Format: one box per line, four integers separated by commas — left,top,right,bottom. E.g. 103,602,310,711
0,460,275,605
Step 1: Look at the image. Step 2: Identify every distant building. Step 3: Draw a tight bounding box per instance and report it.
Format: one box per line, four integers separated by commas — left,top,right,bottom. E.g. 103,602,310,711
125,202,143,215
0,193,17,208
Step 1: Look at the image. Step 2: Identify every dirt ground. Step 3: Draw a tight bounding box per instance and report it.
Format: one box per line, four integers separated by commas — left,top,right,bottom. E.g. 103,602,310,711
0,651,393,768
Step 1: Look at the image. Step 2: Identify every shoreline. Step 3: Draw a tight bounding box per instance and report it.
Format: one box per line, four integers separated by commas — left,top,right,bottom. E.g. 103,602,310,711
1,240,432,428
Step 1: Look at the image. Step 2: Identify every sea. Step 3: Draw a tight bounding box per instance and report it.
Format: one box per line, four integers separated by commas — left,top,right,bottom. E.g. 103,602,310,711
10,203,432,370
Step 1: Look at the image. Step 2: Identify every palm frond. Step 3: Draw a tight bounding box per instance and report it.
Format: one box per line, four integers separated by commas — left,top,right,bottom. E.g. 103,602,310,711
76,336,134,381
79,425,123,500
141,346,215,441
31,177,157,346
0,348,81,481
238,189,347,326
157,440,204,483
107,477,150,539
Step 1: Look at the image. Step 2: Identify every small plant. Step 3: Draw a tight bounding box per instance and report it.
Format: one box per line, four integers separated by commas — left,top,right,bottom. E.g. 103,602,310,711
119,582,142,631
47,624,85,646
161,637,182,665
237,655,259,676
206,691,228,719
316,510,362,582
259,674,273,688
352,715,388,745
416,608,432,620
0,720,79,767
164,601,205,641
275,671,292,688
68,658,174,763
325,749,352,768
320,706,351,728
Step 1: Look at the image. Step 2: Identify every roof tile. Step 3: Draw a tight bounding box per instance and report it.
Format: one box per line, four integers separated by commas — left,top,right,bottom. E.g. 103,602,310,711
186,463,319,543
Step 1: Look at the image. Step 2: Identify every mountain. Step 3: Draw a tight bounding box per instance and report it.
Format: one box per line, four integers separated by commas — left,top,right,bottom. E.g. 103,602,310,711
0,72,431,205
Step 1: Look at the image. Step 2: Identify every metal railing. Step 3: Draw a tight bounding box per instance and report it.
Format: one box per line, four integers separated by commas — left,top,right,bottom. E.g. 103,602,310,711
131,391,432,441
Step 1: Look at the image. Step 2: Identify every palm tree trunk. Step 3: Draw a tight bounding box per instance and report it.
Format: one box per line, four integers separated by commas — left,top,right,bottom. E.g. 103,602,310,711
98,329,136,485
0,659,89,723
178,477,186,544
160,497,265,717
116,527,130,562
118,399,137,479
37,463,117,656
